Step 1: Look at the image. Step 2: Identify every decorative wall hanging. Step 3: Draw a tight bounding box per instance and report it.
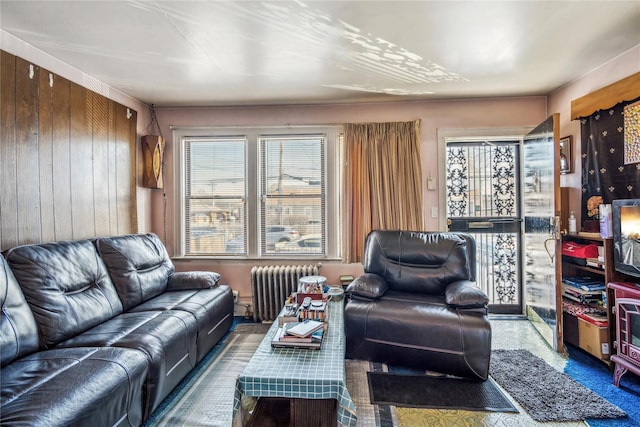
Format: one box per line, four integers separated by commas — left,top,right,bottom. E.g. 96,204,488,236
624,99,640,165
581,97,640,231
142,134,165,188
142,104,165,189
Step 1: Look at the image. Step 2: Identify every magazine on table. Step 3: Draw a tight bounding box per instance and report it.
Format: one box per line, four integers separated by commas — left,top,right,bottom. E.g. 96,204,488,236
285,319,324,337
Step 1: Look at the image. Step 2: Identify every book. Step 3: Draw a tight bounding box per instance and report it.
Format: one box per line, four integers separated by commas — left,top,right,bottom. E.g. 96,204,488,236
279,327,324,343
586,258,604,269
577,232,602,238
284,320,324,338
271,327,323,350
562,277,606,292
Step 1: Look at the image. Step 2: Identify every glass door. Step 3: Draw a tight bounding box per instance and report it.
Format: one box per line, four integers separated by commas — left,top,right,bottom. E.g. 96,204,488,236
522,114,563,351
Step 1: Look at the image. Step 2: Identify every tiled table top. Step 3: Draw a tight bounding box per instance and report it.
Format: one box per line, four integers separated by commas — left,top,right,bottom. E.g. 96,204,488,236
232,300,357,426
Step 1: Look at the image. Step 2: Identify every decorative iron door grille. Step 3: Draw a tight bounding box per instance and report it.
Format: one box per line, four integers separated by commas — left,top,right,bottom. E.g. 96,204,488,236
446,141,522,314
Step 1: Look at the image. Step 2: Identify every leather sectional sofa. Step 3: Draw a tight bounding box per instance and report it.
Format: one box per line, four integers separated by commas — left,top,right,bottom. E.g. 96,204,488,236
344,230,492,381
1,233,234,426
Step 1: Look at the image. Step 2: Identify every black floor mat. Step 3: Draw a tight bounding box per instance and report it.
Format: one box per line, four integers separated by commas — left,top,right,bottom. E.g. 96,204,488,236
367,372,518,412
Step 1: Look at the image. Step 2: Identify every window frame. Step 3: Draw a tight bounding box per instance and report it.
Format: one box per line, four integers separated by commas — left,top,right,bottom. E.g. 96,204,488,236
172,125,342,260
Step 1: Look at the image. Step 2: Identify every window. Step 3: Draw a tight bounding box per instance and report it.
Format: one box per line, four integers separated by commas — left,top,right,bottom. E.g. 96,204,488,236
174,126,341,258
261,134,324,255
183,136,246,255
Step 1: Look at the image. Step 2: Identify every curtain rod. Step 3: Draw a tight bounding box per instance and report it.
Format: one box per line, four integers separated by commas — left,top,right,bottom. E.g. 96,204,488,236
170,124,344,130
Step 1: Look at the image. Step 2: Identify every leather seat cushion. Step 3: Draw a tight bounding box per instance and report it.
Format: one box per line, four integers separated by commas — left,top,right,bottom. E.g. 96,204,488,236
55,310,198,417
1,256,40,366
129,285,234,361
364,231,471,295
4,239,123,347
95,234,175,311
0,347,147,427
356,298,463,353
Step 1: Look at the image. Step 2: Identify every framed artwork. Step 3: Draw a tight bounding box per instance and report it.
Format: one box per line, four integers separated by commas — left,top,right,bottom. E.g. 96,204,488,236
624,100,640,164
559,135,573,174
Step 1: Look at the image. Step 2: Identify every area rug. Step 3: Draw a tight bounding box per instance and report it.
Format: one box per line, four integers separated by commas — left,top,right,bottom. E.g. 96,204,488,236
145,322,397,426
491,349,627,422
564,344,640,427
144,322,271,427
368,372,517,412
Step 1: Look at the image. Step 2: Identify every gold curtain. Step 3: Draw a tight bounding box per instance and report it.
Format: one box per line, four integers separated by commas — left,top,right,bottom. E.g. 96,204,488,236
341,120,424,263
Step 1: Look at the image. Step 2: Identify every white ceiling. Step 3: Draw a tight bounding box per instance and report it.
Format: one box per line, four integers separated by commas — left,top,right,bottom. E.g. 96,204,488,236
2,1,639,107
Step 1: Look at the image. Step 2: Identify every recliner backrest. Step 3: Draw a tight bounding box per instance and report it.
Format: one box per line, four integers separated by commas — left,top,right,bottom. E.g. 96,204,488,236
4,239,123,348
95,233,175,311
363,230,474,295
0,256,40,367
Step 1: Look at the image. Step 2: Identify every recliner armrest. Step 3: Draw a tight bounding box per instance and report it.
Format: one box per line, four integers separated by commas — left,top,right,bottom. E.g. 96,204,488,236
346,273,389,300
445,280,488,308
167,271,221,290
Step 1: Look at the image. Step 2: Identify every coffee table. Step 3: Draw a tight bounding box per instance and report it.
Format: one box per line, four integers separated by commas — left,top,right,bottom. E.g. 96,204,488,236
232,299,357,426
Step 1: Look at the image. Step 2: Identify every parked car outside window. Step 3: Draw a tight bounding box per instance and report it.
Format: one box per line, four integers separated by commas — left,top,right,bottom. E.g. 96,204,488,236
274,234,322,253
266,226,299,246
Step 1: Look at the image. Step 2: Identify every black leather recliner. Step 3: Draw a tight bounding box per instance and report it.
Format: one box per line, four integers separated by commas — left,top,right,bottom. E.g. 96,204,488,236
344,230,492,381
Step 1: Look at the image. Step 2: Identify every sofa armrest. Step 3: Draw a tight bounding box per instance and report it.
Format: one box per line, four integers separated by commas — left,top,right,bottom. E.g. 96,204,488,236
167,271,221,291
346,273,389,300
445,280,488,308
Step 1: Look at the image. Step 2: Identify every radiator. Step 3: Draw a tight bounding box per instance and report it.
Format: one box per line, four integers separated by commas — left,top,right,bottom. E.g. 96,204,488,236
250,264,320,322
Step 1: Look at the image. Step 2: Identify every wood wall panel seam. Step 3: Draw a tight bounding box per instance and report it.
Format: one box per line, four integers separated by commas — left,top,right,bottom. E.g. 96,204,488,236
0,49,137,250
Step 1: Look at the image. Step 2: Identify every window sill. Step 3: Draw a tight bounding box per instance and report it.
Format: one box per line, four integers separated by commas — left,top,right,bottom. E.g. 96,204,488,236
171,255,343,262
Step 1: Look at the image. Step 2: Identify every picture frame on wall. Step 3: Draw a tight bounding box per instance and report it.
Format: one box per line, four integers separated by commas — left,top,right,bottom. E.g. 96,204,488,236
559,135,573,174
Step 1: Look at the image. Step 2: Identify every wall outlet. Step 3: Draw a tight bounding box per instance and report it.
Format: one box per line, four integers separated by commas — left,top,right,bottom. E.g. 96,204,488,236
232,290,239,304
431,207,438,218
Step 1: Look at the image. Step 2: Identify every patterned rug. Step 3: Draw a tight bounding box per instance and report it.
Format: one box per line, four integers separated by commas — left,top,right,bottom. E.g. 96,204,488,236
144,322,397,427
144,323,270,426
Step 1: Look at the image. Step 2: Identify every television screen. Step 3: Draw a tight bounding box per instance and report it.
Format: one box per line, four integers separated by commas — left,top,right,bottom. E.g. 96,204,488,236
613,199,640,278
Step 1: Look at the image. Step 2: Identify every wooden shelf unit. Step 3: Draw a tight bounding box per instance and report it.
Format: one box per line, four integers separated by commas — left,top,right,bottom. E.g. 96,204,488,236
561,234,629,364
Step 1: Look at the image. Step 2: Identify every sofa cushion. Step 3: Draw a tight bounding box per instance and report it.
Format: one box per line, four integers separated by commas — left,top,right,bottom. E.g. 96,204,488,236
364,230,471,295
4,239,123,348
445,280,490,308
345,296,491,380
346,273,389,300
129,285,234,361
1,347,148,427
56,310,198,418
167,271,221,290
96,233,175,311
0,256,40,367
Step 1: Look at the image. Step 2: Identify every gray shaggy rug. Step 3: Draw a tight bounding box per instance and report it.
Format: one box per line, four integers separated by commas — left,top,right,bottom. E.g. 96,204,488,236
490,349,626,422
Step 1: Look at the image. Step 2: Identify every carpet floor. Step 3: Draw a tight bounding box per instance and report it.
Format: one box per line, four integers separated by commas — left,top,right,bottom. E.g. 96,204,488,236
491,349,626,423
144,321,628,427
564,344,640,427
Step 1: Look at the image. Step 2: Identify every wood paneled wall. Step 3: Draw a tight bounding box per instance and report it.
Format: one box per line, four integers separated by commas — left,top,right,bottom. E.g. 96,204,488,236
0,50,137,251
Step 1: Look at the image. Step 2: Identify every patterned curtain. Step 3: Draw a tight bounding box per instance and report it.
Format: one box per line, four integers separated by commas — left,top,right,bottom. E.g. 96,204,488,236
581,97,640,229
341,120,424,263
